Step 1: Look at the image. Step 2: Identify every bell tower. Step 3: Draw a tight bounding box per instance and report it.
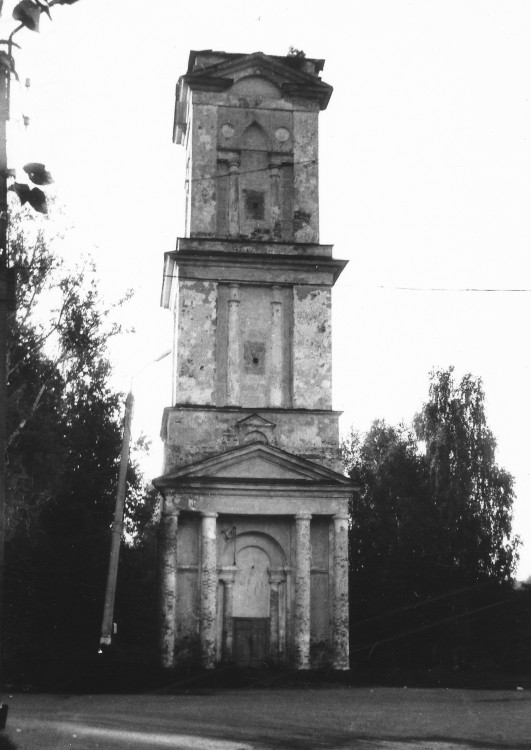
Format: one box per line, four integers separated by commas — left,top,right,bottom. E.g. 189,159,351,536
155,50,356,671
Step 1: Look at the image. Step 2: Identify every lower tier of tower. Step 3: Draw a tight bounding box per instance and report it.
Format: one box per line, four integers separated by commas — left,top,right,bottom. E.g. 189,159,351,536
154,417,356,671
158,507,350,671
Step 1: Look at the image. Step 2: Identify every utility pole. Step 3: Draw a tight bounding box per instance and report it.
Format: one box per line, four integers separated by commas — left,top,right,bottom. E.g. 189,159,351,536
99,391,134,647
99,349,170,650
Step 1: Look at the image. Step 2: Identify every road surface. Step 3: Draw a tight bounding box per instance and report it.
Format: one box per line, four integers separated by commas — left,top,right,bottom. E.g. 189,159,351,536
1,687,530,749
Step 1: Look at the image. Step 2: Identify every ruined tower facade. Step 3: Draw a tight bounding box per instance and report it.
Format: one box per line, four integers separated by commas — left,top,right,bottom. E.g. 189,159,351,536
154,50,355,670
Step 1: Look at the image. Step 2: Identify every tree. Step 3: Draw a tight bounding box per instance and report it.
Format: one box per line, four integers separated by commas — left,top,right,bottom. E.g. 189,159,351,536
3,207,146,685
343,369,521,672
344,420,430,578
414,368,518,581
343,421,439,668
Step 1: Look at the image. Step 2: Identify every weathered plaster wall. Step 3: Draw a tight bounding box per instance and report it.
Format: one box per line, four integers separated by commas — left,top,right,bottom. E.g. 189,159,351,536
186,88,320,243
175,280,218,404
293,109,319,243
310,516,331,666
217,107,293,157
215,283,293,408
292,286,332,410
189,102,218,237
162,407,341,473
174,513,201,663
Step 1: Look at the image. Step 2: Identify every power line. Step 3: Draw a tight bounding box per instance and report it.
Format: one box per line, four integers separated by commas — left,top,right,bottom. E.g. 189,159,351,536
161,273,531,294
355,595,519,658
375,285,531,293
186,158,317,183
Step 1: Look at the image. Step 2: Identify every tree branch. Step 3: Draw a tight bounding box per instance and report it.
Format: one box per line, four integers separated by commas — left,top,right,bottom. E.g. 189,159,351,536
7,383,47,449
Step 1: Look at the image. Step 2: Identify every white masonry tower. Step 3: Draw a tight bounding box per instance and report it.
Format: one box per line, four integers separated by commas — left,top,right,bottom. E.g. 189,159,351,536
154,49,356,670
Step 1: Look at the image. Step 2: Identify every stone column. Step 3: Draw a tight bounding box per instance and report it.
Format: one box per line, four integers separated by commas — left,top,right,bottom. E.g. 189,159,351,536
294,512,312,669
227,283,241,406
333,513,350,670
228,156,240,237
278,576,287,662
269,160,281,238
200,512,218,669
159,503,179,668
269,571,284,662
269,286,283,407
220,566,237,662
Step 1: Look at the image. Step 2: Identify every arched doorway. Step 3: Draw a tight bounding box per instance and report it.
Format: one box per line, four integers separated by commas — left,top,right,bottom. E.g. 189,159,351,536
220,531,287,666
233,545,270,666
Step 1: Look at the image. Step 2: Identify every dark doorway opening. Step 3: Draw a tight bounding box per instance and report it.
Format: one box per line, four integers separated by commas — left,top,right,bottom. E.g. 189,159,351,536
233,617,269,666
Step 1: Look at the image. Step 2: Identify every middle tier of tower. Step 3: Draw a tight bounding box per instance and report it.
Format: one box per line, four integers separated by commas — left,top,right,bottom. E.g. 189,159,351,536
162,237,347,408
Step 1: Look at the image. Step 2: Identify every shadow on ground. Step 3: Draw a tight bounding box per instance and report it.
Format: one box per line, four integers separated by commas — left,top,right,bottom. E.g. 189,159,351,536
3,651,531,695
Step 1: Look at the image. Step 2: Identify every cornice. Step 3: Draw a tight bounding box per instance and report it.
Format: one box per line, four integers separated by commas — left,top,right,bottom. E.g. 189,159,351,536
181,74,234,92
161,248,347,307
175,237,334,258
178,51,333,111
163,404,343,416
165,249,347,277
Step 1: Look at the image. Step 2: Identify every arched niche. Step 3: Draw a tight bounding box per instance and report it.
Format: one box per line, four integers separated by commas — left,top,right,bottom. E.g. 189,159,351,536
220,531,288,664
237,123,270,238
240,121,270,152
232,545,270,617
241,430,269,445
221,530,287,570
230,76,281,100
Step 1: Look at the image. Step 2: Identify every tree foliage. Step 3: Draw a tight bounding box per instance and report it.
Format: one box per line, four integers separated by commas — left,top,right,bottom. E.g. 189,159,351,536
414,368,517,580
344,368,521,672
3,208,149,684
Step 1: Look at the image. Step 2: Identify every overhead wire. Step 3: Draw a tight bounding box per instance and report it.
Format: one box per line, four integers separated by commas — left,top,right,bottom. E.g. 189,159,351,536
185,158,317,183
171,160,530,293
160,273,531,294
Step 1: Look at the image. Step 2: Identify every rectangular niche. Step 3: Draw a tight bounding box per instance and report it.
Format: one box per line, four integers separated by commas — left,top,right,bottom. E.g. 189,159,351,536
243,189,265,220
244,341,266,374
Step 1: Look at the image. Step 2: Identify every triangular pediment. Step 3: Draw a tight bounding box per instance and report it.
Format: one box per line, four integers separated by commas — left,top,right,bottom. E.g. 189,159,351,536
154,443,353,487
236,413,276,429
181,51,332,109
191,51,316,84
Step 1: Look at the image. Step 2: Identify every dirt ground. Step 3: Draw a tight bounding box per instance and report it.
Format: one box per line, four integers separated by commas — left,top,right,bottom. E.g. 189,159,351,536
1,687,530,749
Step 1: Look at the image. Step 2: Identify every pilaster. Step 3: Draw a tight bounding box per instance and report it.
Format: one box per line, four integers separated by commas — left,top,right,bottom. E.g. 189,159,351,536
227,283,241,405
269,285,283,408
294,512,312,669
269,569,285,661
220,566,237,662
159,504,179,668
200,511,218,669
269,159,281,239
228,155,240,237
333,512,350,670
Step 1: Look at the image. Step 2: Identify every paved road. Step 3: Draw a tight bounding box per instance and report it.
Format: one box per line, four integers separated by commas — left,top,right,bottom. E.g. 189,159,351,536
1,687,530,749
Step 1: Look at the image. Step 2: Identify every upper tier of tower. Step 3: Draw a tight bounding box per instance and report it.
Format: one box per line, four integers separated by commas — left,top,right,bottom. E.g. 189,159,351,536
173,50,333,244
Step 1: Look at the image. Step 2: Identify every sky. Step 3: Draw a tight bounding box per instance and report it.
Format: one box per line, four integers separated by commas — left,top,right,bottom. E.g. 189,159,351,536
0,0,530,578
